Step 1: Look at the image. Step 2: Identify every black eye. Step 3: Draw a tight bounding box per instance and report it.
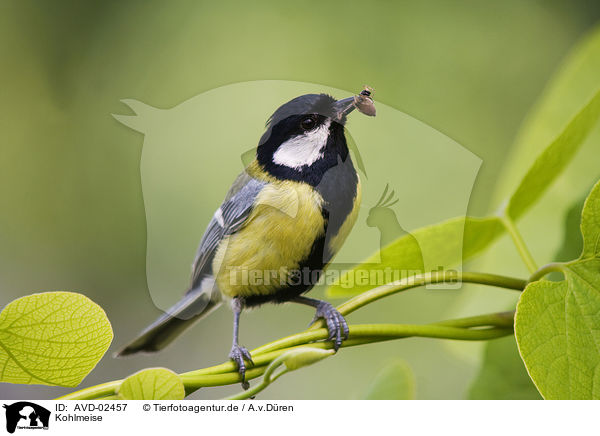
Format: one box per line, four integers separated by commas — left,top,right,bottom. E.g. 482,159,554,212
300,115,317,131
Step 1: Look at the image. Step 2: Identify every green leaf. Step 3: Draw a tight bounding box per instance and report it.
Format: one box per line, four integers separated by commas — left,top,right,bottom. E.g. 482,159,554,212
468,335,541,400
553,194,587,263
327,216,503,297
515,268,600,399
361,359,416,400
581,178,600,258
506,88,600,220
0,291,113,387
515,180,600,399
118,368,185,400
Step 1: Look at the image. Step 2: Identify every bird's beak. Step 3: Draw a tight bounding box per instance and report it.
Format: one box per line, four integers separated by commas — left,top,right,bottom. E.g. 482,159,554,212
333,96,357,121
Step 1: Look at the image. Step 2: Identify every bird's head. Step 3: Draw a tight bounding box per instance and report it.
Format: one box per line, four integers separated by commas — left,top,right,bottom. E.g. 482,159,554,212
255,92,373,186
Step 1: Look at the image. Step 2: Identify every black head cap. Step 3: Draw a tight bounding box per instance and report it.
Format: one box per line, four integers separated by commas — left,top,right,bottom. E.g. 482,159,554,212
266,94,345,128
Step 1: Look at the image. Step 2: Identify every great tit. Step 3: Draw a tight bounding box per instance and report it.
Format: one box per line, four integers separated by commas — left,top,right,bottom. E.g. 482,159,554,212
117,90,375,382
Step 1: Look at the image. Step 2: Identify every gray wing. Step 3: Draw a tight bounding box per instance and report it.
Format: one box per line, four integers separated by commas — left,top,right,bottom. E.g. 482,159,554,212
115,171,266,356
189,170,266,291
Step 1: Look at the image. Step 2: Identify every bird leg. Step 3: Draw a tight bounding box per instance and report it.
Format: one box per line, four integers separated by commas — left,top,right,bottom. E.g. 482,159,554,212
229,297,253,389
292,296,349,351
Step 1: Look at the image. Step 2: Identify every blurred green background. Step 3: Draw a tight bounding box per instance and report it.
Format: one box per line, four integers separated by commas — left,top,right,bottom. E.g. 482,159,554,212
1,0,600,400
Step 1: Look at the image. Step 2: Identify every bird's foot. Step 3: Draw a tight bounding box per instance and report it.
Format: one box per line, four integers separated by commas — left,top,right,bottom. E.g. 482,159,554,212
229,344,254,389
310,301,349,351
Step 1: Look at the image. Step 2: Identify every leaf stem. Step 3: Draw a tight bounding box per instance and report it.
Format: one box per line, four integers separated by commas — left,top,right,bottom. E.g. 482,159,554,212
311,270,524,329
500,215,539,274
433,311,515,328
528,262,566,283
56,380,123,400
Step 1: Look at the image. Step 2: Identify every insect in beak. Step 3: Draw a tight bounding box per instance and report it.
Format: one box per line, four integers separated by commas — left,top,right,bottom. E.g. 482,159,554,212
333,86,377,121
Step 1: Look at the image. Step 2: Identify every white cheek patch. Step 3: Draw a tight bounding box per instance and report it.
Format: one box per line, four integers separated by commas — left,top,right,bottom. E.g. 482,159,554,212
273,120,331,170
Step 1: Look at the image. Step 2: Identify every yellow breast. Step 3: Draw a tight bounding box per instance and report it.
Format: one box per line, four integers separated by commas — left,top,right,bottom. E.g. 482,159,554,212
213,180,326,298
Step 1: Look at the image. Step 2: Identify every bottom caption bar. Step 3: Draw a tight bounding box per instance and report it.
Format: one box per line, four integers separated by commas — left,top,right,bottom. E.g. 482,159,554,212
0,400,594,435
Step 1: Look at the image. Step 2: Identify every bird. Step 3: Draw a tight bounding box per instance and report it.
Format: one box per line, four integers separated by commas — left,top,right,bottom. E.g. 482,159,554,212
116,90,376,384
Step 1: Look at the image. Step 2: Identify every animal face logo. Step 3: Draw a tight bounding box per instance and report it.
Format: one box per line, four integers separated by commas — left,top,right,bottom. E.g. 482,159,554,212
113,80,481,309
3,402,50,434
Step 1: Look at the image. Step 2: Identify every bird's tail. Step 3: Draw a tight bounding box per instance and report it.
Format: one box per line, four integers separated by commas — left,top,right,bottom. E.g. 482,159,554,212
115,280,222,357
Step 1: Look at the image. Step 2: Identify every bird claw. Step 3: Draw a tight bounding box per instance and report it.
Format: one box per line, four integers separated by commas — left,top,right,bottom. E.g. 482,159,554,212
229,344,254,389
310,301,349,351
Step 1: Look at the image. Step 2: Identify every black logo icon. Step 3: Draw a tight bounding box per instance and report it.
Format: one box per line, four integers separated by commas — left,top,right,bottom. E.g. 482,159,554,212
2,402,50,434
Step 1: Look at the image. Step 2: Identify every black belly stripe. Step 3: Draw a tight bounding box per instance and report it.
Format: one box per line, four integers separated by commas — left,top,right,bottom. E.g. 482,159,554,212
244,233,328,306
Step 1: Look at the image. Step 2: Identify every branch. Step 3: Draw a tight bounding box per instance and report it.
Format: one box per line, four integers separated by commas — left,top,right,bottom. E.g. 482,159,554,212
56,271,524,400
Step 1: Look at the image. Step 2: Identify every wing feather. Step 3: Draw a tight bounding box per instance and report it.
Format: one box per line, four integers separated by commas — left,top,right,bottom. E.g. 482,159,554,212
189,171,266,290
